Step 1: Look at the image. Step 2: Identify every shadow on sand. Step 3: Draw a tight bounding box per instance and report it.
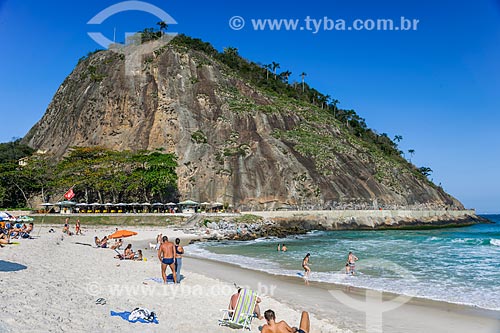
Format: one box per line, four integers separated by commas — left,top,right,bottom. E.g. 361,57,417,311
0,260,27,272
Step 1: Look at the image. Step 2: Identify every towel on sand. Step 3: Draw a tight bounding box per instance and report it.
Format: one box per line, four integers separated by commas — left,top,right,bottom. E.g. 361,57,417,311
110,309,159,324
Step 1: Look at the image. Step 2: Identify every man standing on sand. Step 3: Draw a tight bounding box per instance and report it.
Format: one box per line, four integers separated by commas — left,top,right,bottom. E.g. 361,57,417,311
261,309,310,333
158,236,177,284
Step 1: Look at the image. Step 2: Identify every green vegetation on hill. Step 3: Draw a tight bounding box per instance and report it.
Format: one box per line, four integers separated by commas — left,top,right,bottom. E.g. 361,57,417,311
169,34,434,183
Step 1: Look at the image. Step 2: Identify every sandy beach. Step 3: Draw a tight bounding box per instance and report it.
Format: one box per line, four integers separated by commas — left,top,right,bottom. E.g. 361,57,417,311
1,224,498,333
0,225,343,333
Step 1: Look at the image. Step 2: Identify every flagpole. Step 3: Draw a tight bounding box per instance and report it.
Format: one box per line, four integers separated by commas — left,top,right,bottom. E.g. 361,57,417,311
36,184,77,237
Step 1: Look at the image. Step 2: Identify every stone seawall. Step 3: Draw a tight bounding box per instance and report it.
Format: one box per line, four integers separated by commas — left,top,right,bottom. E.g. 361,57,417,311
242,210,484,230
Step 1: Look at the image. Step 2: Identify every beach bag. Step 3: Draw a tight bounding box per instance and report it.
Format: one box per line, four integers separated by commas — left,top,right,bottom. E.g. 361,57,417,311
128,308,156,322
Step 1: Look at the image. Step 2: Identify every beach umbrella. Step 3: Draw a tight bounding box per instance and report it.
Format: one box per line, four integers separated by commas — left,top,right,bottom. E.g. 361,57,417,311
165,202,177,206
108,229,138,239
152,202,164,206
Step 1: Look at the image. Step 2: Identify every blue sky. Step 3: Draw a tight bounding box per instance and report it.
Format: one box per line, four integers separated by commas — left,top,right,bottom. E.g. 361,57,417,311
0,0,499,213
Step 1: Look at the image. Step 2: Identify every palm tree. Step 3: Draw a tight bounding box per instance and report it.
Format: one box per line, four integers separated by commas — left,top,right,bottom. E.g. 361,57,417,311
157,21,168,33
264,64,272,80
331,99,340,118
300,72,307,92
281,70,292,83
324,94,331,110
344,110,356,128
272,62,280,79
394,135,403,144
408,149,415,162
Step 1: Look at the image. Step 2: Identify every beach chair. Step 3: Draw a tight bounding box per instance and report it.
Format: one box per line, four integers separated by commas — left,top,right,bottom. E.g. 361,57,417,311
219,289,258,331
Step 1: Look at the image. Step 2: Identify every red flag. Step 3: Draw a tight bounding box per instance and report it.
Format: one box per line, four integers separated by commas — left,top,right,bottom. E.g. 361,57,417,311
64,187,75,200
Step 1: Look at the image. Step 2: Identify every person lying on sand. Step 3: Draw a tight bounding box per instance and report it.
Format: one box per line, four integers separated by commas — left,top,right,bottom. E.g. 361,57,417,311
229,289,263,320
261,309,310,333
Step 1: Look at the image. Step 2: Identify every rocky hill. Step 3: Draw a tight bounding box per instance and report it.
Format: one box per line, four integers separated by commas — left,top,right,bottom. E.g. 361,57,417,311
23,35,463,211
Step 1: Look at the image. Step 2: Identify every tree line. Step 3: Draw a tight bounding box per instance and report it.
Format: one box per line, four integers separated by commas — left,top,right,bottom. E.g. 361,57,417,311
0,143,178,209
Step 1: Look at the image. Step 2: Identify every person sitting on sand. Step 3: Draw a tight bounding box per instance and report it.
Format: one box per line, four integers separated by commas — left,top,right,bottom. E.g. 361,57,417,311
229,289,263,320
94,236,101,247
62,223,73,236
100,236,108,248
0,230,11,246
9,224,24,238
110,238,123,250
261,309,310,333
135,249,143,261
124,244,135,259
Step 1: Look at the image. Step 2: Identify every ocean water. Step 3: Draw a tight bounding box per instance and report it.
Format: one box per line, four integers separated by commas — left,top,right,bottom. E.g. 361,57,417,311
186,214,500,311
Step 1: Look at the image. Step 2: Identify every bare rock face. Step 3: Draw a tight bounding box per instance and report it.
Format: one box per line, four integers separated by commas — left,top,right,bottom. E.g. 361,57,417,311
23,40,463,210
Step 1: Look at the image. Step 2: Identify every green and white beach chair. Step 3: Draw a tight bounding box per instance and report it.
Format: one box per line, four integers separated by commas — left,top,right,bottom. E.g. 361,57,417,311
219,288,258,331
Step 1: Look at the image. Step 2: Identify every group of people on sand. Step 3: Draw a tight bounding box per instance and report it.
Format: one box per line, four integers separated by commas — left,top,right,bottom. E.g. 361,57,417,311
62,218,82,236
0,222,35,247
228,288,311,333
114,243,143,261
157,235,184,284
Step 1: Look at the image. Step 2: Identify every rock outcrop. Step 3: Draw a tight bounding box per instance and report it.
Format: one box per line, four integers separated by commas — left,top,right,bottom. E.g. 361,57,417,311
23,36,464,211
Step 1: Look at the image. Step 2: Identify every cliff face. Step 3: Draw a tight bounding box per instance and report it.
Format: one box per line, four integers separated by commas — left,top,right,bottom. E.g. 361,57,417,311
23,38,464,210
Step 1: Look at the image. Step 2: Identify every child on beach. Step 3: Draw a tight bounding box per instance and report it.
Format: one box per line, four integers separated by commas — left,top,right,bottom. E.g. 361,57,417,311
75,220,82,235
135,249,143,261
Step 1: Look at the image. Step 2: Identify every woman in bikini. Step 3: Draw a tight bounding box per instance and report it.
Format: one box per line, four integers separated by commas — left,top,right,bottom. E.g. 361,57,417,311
302,253,311,278
174,238,184,283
